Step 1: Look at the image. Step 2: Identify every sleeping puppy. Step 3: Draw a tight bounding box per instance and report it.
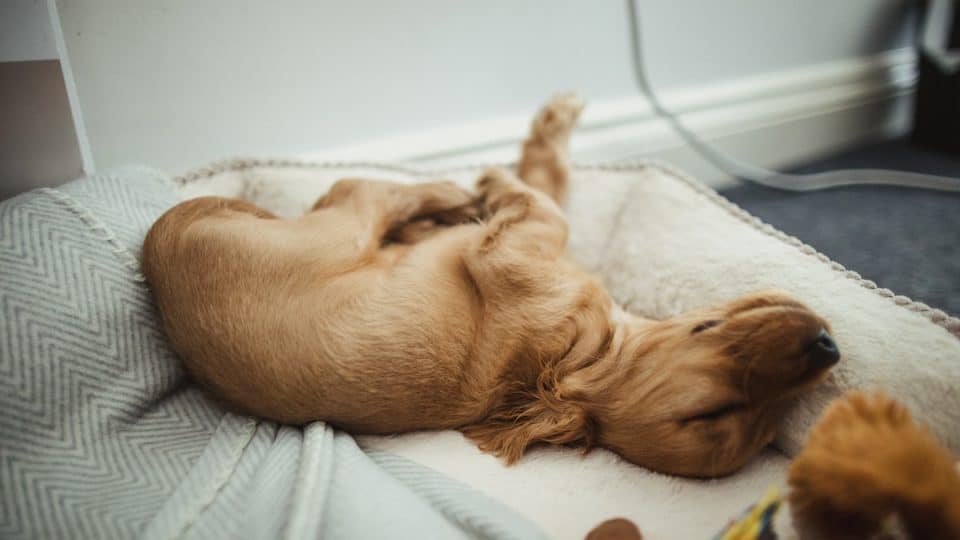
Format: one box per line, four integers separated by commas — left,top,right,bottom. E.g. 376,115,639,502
142,94,839,477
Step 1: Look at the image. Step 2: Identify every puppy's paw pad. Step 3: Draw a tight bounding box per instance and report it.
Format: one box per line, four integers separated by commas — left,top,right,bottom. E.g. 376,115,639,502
533,92,585,139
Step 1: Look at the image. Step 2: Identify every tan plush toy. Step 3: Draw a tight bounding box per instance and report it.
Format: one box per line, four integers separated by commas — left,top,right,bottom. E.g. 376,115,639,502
788,391,960,539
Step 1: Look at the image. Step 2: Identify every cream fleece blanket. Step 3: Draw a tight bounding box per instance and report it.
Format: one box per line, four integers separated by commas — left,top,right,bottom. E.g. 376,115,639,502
177,159,960,540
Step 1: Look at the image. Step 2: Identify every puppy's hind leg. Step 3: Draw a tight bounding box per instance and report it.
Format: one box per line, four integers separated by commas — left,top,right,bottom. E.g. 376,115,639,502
142,196,278,292
517,93,584,205
306,179,478,263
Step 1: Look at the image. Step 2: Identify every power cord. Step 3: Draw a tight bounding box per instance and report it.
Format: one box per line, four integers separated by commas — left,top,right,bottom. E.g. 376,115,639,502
625,0,960,192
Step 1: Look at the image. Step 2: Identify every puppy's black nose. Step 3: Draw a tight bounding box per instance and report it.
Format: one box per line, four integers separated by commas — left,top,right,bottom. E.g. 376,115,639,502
809,329,840,368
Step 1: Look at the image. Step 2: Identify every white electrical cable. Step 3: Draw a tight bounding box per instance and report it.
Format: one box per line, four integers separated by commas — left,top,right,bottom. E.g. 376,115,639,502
625,0,960,192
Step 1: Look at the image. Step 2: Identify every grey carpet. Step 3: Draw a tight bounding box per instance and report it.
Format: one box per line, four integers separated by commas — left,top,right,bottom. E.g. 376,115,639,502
720,139,960,316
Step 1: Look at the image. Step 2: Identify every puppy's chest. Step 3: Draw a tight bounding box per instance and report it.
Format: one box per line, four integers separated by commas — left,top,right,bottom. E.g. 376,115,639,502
481,292,612,378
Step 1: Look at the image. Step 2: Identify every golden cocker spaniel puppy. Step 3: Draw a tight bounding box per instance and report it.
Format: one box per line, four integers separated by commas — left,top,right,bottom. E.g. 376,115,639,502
142,94,839,477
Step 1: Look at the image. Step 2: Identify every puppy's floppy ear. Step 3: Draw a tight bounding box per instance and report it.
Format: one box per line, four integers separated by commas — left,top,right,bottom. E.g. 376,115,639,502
465,304,610,465
462,384,595,465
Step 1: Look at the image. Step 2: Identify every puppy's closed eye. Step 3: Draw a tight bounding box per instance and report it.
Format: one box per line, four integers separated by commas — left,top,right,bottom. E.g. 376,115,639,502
691,320,721,334
679,402,747,426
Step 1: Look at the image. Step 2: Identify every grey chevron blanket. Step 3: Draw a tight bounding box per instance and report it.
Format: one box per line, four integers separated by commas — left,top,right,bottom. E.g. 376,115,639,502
0,167,545,540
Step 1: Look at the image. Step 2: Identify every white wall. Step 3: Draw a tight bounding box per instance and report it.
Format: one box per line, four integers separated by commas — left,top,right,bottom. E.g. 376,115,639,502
55,0,917,174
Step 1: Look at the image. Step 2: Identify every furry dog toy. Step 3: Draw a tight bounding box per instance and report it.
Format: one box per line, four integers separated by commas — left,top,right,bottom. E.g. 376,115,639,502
787,391,960,539
715,391,960,540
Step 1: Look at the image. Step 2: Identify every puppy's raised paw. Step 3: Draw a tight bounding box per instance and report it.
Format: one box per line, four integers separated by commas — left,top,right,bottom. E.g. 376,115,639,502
532,92,585,142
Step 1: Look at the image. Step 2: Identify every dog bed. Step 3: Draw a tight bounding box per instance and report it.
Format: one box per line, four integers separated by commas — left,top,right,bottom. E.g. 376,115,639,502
175,158,960,539
3,160,957,540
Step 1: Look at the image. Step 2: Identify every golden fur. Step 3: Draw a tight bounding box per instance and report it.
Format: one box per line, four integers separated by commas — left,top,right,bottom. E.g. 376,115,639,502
142,94,837,478
789,391,960,539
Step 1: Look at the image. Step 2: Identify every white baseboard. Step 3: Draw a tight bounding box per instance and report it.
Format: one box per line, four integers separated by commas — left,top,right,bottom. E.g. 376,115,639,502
303,48,917,189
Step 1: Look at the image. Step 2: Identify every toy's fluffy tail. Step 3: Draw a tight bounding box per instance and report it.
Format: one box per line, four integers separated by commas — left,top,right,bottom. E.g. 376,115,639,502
788,392,960,539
